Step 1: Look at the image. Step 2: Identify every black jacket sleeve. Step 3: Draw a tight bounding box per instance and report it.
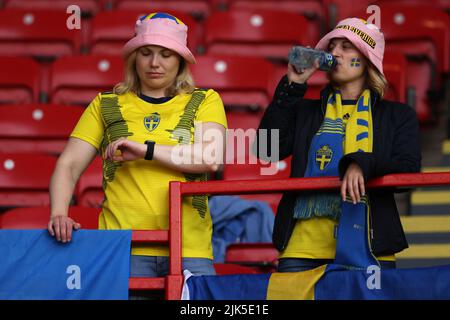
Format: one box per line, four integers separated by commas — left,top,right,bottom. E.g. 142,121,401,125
254,75,307,161
338,103,421,181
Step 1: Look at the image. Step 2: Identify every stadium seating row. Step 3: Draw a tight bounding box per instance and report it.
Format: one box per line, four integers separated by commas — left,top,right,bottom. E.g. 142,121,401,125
0,206,100,229
0,4,447,123
0,52,409,109
0,8,316,58
0,5,448,69
1,0,449,21
3,0,445,57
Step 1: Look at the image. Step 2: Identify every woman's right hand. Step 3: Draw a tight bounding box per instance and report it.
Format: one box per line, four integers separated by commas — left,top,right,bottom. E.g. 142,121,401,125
48,215,81,243
287,59,320,85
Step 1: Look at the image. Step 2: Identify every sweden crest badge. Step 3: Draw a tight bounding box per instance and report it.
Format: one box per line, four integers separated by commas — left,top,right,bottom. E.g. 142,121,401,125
316,145,333,171
144,112,160,132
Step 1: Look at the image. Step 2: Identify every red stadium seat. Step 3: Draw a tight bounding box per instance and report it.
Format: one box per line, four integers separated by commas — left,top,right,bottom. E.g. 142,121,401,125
49,55,124,106
225,243,278,273
90,10,202,56
214,263,261,274
222,158,291,181
234,191,281,214
227,0,324,18
204,10,313,60
227,0,326,45
222,157,291,213
327,0,450,28
325,2,449,73
322,0,373,29
226,110,264,131
224,100,290,182
377,4,449,122
113,0,211,18
0,104,83,154
76,156,103,208
191,55,275,110
4,0,100,16
0,57,41,104
0,9,82,58
346,4,450,123
383,51,407,103
0,206,100,229
224,109,267,198
376,4,449,75
225,109,264,167
377,0,450,17
405,62,435,123
0,153,57,207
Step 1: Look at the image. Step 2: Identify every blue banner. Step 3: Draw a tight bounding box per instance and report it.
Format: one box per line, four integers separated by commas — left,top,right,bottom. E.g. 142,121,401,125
184,265,450,300
0,230,131,300
183,270,270,300
183,196,450,300
316,264,450,300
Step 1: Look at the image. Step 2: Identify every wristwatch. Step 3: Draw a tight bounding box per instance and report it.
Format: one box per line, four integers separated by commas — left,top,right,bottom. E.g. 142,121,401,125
144,140,155,160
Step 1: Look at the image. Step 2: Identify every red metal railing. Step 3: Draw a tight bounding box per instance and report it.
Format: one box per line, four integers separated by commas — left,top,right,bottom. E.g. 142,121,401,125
128,185,183,299
133,172,450,300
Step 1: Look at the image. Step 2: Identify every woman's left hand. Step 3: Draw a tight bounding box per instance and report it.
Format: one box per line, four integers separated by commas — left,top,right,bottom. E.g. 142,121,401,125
104,138,146,162
341,161,365,204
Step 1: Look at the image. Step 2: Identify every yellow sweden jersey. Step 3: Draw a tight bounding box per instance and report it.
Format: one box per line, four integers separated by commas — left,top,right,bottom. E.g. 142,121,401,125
71,90,227,258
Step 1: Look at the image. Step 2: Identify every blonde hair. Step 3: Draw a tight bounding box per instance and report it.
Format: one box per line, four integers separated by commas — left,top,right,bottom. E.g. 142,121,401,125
366,61,388,98
113,51,196,96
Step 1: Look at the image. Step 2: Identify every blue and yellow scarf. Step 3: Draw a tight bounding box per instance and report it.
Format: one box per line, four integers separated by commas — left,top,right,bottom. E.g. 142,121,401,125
294,88,378,268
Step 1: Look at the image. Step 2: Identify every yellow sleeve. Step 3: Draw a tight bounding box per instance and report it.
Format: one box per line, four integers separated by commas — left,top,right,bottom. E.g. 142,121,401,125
195,89,228,129
70,93,104,150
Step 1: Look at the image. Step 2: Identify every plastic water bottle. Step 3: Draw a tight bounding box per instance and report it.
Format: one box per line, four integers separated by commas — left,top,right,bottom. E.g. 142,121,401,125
288,46,337,72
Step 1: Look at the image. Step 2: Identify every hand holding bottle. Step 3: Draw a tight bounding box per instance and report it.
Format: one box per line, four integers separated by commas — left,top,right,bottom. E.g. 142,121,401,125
287,58,320,85
287,45,337,84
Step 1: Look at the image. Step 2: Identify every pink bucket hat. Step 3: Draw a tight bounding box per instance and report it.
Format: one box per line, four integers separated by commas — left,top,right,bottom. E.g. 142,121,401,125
315,18,385,75
123,12,196,64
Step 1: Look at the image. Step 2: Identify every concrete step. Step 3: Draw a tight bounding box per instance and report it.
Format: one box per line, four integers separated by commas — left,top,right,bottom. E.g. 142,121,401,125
397,215,450,268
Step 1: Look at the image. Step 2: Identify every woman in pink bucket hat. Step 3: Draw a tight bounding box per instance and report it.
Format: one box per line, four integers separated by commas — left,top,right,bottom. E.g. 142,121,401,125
48,12,227,296
256,18,421,273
